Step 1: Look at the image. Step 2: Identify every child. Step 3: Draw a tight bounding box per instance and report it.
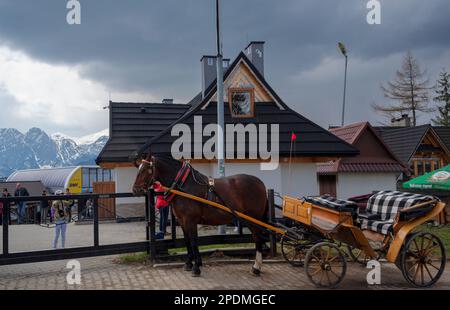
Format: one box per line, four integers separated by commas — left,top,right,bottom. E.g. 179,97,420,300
154,182,170,240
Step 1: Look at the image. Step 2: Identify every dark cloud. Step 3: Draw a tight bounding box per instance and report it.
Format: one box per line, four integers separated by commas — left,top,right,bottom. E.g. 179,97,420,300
0,0,449,129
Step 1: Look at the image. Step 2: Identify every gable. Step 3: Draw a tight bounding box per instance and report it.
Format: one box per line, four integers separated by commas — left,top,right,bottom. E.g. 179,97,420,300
354,129,395,159
209,60,273,104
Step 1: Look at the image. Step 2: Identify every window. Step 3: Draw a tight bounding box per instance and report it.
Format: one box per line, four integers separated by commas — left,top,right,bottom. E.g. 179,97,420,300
228,88,255,118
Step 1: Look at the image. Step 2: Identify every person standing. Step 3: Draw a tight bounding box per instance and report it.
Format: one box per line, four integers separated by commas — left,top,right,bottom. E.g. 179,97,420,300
0,188,11,225
40,190,49,224
154,182,170,240
63,188,73,223
51,190,69,249
14,183,29,224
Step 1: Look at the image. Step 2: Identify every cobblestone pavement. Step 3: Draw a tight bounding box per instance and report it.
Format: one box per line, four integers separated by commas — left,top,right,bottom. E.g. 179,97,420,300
0,256,449,290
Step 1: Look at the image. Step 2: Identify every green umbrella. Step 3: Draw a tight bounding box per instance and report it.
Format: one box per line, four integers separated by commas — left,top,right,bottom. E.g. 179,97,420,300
403,165,450,191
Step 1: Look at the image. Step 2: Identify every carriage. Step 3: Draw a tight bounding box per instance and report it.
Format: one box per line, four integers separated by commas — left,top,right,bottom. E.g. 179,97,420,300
133,156,446,287
279,191,447,288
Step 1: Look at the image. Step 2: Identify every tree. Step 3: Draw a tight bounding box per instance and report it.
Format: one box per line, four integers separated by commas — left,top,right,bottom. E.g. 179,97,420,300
431,70,450,126
372,51,432,126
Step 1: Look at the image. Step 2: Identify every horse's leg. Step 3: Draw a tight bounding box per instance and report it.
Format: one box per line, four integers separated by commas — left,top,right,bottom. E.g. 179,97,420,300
190,226,202,277
251,230,265,276
182,226,194,271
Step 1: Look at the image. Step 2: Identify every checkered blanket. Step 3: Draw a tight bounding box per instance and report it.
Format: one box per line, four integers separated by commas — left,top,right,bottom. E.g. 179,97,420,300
304,195,358,212
358,191,435,235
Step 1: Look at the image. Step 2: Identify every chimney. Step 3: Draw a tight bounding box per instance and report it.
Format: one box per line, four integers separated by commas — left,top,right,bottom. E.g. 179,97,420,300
391,114,411,127
201,56,230,98
245,41,265,76
162,98,173,104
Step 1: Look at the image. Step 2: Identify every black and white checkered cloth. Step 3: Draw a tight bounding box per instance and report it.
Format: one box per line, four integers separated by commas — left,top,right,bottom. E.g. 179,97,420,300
358,191,435,235
304,195,358,212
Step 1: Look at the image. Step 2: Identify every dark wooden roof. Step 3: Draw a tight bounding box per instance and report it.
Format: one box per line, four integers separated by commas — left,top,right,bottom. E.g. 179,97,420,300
96,102,189,163
374,125,429,163
434,126,450,150
136,52,358,159
373,125,450,164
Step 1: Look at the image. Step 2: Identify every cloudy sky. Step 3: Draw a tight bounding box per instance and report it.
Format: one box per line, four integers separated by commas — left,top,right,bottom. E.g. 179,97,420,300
0,0,449,137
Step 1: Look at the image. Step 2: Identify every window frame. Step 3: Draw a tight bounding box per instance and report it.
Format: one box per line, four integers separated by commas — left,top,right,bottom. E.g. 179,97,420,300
228,88,255,118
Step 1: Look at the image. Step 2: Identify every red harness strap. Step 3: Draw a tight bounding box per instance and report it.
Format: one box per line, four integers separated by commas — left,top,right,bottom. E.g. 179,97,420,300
165,162,191,202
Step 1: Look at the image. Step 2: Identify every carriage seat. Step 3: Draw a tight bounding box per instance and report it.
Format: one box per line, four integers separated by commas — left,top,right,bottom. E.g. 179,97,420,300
357,191,435,235
303,195,359,217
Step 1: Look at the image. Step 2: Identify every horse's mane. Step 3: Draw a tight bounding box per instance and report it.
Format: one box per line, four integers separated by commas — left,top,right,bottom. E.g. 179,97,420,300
152,154,209,185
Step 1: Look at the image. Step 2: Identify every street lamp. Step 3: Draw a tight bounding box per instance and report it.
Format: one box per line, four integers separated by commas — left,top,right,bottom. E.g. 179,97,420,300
338,42,348,127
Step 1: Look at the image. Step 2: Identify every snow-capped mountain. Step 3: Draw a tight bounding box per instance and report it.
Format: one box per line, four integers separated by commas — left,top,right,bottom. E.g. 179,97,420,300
0,128,108,177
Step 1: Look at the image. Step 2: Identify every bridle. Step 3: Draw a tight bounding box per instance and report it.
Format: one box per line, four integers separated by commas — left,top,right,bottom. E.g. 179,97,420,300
137,157,191,201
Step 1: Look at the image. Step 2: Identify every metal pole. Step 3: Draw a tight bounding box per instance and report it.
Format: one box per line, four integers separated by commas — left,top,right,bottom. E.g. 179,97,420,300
2,201,9,255
148,189,157,261
267,189,277,257
341,55,348,127
93,198,99,247
216,0,226,235
145,193,150,256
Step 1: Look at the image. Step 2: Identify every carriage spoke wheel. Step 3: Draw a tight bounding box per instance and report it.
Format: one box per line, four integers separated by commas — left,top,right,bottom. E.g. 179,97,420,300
401,232,446,288
305,242,347,288
281,234,309,267
346,246,370,265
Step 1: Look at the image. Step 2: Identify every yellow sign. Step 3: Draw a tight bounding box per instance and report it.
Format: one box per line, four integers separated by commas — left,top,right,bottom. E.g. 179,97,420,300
68,168,82,193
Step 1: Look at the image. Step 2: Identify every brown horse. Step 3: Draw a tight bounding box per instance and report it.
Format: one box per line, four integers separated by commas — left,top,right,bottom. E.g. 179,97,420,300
132,154,268,277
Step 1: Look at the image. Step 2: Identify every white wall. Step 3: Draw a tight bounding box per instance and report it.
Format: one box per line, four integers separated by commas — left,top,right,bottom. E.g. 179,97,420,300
336,172,398,200
115,167,145,205
194,162,319,198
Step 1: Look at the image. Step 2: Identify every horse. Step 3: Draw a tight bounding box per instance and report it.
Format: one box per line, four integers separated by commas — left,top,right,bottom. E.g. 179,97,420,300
132,154,268,277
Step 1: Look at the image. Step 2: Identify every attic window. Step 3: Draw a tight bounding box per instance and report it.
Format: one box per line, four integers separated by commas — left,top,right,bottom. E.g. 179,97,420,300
228,88,255,118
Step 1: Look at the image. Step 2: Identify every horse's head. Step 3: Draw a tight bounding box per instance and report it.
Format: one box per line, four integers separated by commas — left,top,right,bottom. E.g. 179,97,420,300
132,154,156,195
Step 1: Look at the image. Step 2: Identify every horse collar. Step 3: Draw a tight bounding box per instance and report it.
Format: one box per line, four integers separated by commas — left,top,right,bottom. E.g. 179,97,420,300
165,161,191,202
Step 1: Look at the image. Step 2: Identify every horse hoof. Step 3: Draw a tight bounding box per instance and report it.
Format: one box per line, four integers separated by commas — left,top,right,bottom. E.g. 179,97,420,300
252,267,261,276
184,262,193,271
191,266,201,277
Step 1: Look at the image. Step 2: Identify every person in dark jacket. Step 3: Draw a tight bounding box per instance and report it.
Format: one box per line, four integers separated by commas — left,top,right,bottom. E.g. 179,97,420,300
40,190,49,224
0,188,11,225
14,183,29,224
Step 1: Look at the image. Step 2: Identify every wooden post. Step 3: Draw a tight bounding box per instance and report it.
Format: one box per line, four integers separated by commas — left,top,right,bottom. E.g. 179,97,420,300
148,189,157,262
93,197,99,247
267,189,277,257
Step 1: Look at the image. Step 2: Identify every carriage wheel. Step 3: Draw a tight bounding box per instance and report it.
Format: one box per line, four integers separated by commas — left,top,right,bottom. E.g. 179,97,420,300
346,246,370,265
400,232,446,288
305,242,347,288
281,234,309,267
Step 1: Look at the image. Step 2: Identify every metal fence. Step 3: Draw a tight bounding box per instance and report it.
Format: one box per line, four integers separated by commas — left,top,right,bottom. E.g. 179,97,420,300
0,189,276,266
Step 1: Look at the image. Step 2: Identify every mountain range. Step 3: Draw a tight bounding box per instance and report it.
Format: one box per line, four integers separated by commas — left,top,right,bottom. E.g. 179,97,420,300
0,127,108,178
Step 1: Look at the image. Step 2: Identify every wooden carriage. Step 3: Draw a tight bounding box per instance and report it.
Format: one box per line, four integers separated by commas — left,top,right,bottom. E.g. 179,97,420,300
281,191,447,288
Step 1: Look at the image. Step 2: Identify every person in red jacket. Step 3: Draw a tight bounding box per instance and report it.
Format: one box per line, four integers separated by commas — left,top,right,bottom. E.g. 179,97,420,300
154,182,170,240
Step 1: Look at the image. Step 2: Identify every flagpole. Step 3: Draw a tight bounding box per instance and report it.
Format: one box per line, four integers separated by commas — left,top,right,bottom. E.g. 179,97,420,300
216,0,226,235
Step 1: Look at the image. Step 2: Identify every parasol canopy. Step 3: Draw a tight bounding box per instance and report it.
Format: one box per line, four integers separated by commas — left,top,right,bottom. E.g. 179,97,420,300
403,165,450,191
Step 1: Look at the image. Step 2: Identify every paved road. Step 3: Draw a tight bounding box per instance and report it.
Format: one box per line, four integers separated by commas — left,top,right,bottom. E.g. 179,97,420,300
1,256,449,290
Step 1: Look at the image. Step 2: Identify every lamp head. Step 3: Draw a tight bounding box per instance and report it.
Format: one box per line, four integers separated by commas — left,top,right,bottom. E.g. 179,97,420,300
338,42,347,57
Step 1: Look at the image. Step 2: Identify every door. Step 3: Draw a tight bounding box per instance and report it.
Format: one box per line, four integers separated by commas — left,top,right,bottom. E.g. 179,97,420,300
319,175,337,197
93,181,116,219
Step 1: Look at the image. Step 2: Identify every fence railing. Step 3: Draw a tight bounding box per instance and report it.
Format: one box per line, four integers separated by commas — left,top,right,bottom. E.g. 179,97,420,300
0,189,277,266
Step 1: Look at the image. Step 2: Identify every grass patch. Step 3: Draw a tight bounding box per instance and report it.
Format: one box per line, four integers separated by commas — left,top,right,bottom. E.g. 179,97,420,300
115,252,149,264
415,224,450,256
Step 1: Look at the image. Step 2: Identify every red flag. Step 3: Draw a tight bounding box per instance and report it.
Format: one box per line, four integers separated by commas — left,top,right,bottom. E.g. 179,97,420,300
291,132,297,141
